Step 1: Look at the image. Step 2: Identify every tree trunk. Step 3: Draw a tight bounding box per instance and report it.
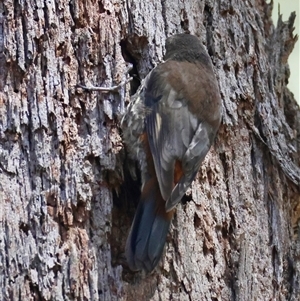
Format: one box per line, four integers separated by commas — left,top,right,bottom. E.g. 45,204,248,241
0,0,299,300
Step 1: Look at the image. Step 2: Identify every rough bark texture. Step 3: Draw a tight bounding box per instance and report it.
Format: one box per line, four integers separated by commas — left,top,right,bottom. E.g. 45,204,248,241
0,0,299,300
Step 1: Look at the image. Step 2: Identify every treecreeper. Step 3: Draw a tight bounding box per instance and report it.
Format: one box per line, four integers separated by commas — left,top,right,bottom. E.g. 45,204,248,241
122,34,222,273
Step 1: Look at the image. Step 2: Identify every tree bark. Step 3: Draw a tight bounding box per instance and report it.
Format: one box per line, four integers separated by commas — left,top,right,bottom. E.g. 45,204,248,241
0,0,299,300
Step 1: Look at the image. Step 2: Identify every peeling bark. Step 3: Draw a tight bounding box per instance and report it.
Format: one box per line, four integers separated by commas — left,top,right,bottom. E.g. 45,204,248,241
0,0,299,300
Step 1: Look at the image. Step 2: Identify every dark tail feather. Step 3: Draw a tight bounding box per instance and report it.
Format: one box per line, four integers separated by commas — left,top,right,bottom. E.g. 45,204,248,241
125,186,171,273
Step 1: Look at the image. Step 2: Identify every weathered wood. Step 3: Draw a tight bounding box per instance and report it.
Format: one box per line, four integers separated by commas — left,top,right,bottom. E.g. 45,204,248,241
0,0,299,300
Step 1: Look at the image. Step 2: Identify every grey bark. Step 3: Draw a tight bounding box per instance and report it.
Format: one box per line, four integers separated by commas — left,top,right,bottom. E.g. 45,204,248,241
0,0,299,300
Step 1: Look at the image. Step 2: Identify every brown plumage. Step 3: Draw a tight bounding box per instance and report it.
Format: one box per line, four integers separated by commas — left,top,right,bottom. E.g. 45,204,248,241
122,34,222,272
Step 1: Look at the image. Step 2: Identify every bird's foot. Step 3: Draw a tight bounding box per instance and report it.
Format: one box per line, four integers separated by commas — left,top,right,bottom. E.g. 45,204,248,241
77,63,133,93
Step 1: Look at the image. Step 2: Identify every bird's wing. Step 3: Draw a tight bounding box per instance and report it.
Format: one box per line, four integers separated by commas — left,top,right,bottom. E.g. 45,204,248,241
144,61,213,210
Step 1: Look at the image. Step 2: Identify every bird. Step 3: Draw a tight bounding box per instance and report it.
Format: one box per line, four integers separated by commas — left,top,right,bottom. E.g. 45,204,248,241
121,33,222,273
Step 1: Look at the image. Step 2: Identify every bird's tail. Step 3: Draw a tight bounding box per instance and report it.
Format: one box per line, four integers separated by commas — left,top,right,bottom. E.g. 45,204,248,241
125,177,173,273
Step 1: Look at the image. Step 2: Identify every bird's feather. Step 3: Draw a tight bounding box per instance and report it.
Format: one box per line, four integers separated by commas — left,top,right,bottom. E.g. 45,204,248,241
143,60,216,210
